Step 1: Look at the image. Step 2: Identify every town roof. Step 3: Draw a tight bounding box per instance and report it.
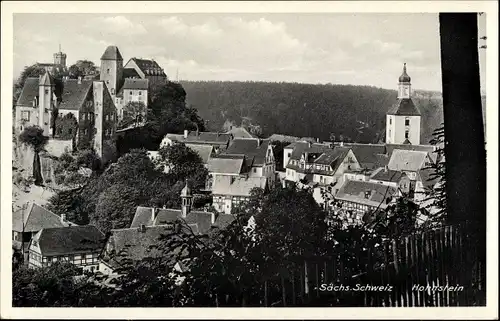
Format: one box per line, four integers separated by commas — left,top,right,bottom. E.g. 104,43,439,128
16,78,39,106
122,68,141,79
101,46,123,61
226,126,257,139
267,134,301,143
387,98,421,116
213,214,236,229
371,168,407,183
36,225,105,256
122,78,149,90
165,131,232,145
288,142,332,161
314,147,351,167
417,168,440,189
185,143,213,164
129,58,166,77
58,79,93,111
212,176,267,197
207,157,244,175
388,149,429,172
129,206,216,235
334,143,387,169
12,203,75,233
336,180,398,208
385,144,437,161
224,138,271,166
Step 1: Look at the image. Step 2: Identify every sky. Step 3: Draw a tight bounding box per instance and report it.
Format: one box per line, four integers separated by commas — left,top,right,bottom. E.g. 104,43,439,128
13,13,487,92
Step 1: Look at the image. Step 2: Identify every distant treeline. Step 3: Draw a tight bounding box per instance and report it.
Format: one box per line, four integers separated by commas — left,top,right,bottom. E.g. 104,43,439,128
180,80,448,144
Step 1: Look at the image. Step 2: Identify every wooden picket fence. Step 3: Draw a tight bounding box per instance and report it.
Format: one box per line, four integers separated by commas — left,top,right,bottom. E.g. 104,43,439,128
259,225,485,307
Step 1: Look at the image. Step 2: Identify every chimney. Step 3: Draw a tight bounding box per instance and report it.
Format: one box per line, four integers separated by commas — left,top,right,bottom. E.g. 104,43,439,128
308,142,312,148
60,214,66,223
184,129,189,139
151,208,156,223
257,138,261,147
316,137,320,143
211,212,216,225
77,76,82,84
384,165,388,172
139,224,146,233
340,141,344,147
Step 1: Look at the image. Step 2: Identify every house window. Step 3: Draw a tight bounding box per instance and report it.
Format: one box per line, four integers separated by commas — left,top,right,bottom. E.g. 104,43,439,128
405,117,410,126
45,89,49,94
129,91,133,95
106,80,109,84
111,88,115,95
138,91,142,95
253,168,257,173
405,130,409,139
107,69,110,74
21,111,30,121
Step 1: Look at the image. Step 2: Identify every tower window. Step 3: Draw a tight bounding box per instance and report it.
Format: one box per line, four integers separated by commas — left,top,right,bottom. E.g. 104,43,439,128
129,91,133,95
107,69,110,74
405,117,410,126
111,88,115,95
106,80,109,84
405,130,409,139
389,117,392,125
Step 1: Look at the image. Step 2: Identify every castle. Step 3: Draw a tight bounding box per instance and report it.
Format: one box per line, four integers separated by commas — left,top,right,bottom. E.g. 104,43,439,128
14,45,168,163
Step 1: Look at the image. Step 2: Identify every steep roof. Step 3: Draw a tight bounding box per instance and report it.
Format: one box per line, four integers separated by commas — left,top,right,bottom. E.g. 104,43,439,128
387,98,421,116
122,78,149,90
371,168,407,183
129,206,216,235
122,68,141,79
334,143,387,169
224,138,271,166
385,144,437,160
58,79,93,111
287,142,332,161
36,225,105,256
417,168,439,189
129,58,166,77
101,45,123,61
212,176,267,197
185,143,213,164
225,126,257,139
336,180,398,208
267,134,301,143
16,78,39,106
207,156,244,175
314,147,351,167
12,203,75,233
165,131,232,145
387,149,429,172
213,214,236,229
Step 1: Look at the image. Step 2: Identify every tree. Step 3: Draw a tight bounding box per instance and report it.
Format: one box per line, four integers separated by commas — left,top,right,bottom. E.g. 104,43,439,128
119,101,147,129
157,143,208,190
19,126,49,186
68,60,98,79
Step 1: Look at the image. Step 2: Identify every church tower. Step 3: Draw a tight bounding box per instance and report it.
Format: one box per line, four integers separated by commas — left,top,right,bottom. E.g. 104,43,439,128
100,45,123,98
386,63,421,145
180,180,193,218
53,44,67,67
38,70,55,136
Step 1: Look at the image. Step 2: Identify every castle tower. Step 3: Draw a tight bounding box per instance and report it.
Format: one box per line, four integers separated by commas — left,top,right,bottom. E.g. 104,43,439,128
386,63,421,145
53,44,67,67
180,180,193,218
99,45,123,98
38,70,55,136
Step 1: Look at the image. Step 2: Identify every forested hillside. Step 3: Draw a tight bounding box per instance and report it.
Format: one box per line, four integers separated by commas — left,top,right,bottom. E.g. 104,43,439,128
181,81,449,144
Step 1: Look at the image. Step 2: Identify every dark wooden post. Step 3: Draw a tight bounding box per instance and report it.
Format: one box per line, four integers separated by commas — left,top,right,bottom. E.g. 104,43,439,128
439,13,487,304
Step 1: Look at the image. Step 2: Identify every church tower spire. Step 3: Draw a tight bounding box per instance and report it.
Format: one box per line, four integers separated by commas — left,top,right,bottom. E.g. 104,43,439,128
398,63,411,99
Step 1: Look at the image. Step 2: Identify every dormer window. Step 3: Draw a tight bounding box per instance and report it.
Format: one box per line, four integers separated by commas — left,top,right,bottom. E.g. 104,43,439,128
364,191,371,199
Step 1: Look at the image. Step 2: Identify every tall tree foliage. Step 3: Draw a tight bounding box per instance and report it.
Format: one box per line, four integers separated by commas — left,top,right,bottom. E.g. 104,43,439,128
18,126,49,186
68,60,98,79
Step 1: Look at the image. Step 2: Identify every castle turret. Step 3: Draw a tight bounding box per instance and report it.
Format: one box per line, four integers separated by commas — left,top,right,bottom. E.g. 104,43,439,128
180,179,193,218
53,44,67,67
38,70,55,135
386,64,421,145
99,45,123,98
